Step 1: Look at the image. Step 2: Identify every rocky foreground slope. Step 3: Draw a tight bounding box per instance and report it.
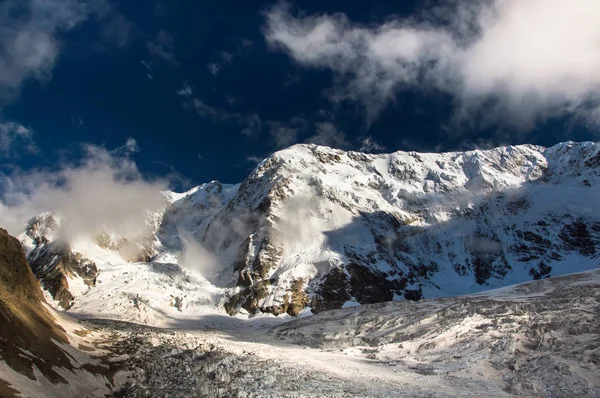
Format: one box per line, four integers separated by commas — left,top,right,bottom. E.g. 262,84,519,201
18,141,600,319
1,230,599,397
0,229,117,398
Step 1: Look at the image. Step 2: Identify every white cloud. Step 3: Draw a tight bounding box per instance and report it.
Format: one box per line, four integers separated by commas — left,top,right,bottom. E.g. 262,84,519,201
305,122,348,148
359,136,385,153
206,39,254,77
115,137,139,154
264,0,600,131
0,140,167,240
0,121,37,158
181,97,263,137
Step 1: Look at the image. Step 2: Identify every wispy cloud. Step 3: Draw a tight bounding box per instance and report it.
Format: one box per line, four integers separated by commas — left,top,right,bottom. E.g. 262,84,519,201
305,122,348,148
176,81,193,97
140,59,152,71
0,0,90,100
264,0,600,132
179,92,263,137
70,117,84,129
240,114,262,137
92,0,137,49
283,72,302,87
267,117,308,148
358,136,385,153
114,137,139,154
245,155,264,165
140,59,154,80
0,121,38,159
206,39,253,76
207,62,220,76
0,0,136,100
146,29,177,64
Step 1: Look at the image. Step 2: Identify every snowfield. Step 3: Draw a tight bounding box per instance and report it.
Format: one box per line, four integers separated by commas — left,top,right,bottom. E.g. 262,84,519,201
62,269,599,397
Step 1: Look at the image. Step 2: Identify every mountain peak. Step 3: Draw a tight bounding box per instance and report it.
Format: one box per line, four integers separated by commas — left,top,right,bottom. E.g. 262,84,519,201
15,141,600,318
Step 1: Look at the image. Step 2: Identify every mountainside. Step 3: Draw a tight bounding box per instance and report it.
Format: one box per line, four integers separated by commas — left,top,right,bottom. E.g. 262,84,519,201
18,141,600,320
215,141,600,316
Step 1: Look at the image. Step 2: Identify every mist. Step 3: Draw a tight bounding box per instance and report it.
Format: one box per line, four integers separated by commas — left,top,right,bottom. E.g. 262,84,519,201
0,141,167,241
178,230,222,283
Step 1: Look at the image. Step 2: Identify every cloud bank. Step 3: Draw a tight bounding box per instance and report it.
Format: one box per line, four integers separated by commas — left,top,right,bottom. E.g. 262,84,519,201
0,140,167,241
264,0,600,131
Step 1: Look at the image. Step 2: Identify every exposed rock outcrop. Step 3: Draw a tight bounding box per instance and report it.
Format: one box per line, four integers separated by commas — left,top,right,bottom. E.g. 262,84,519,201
22,214,98,309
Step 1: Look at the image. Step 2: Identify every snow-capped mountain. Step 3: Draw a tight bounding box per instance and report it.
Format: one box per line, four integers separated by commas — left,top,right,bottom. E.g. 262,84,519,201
18,141,600,319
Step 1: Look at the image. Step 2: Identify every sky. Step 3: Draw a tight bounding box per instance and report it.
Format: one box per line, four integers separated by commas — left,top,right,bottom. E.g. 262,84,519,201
1,0,600,212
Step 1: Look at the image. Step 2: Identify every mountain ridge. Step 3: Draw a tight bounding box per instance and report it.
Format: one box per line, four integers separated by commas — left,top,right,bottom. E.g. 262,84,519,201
17,140,600,320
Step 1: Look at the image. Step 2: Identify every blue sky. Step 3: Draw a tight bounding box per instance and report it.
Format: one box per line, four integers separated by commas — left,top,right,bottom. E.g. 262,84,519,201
1,0,599,191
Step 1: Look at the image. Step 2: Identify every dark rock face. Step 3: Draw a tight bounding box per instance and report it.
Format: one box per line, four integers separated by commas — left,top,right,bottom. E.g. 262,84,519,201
559,220,596,256
28,241,98,309
0,228,74,384
311,267,351,313
22,214,99,309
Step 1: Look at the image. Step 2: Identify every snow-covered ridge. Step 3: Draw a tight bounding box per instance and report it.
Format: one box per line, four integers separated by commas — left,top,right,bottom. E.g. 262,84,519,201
17,141,600,321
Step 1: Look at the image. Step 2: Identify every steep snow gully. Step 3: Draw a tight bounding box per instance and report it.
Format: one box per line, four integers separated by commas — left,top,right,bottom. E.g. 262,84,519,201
1,142,600,396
